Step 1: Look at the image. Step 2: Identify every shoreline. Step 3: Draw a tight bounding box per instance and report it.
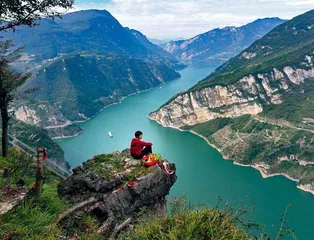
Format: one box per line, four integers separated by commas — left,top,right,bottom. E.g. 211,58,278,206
51,130,83,140
50,84,168,140
148,116,314,196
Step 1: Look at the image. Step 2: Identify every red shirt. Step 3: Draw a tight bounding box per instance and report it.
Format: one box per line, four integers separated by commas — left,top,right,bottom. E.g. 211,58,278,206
130,138,152,156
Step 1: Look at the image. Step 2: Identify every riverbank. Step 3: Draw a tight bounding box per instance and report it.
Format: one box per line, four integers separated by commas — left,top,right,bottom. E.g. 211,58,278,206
49,84,169,139
148,116,314,196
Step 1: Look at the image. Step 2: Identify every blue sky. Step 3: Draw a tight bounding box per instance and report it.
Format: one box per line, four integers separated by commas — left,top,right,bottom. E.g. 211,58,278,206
72,0,314,39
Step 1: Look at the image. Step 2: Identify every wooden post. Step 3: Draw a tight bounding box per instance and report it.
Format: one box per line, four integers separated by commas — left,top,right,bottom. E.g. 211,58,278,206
3,168,10,185
35,147,45,198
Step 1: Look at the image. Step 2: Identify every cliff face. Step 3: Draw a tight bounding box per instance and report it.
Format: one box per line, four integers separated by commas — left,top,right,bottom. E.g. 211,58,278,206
150,10,314,194
150,62,314,128
149,61,314,194
57,150,177,237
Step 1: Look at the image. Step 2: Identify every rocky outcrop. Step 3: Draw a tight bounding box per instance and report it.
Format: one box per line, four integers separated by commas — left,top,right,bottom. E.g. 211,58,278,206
150,61,314,129
57,150,177,237
298,183,314,195
0,187,28,216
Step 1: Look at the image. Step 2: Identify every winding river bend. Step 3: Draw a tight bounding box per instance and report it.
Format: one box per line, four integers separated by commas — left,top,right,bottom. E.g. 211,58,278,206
57,66,314,239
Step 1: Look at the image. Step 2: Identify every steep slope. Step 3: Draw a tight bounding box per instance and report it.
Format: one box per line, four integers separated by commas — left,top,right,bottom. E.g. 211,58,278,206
7,119,70,173
16,53,180,136
150,10,314,193
7,10,183,138
165,18,286,65
4,9,181,69
130,29,177,61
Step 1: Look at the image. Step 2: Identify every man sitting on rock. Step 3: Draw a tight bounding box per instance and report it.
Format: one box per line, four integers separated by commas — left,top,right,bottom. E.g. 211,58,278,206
130,131,153,159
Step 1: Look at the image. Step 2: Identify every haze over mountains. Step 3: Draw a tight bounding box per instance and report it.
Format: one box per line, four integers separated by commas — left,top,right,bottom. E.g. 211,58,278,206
164,18,286,65
150,10,314,193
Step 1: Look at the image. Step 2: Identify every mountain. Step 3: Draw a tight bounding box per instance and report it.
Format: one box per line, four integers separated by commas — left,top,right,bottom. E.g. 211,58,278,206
5,10,183,138
150,10,314,194
164,18,286,65
4,9,182,70
149,37,185,46
149,38,171,45
15,53,180,138
130,29,176,60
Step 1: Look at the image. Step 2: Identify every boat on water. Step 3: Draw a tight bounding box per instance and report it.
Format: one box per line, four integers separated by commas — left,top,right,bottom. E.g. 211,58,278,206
108,132,113,138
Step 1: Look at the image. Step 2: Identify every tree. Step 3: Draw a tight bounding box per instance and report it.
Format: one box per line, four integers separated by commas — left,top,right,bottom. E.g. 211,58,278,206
0,40,30,157
0,0,74,157
0,0,74,32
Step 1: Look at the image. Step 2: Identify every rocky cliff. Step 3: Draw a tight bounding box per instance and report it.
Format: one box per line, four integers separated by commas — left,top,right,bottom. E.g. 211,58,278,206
150,10,314,194
149,61,314,128
57,150,177,238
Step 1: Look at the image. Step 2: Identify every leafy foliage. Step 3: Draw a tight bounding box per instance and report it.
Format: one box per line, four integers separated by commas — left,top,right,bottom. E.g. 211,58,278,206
0,0,74,32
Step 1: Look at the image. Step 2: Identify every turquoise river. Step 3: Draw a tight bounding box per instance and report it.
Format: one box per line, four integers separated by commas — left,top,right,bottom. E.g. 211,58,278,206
57,66,314,239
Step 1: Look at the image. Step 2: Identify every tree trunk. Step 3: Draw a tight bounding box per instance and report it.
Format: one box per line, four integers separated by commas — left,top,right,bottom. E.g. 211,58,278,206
1,104,9,158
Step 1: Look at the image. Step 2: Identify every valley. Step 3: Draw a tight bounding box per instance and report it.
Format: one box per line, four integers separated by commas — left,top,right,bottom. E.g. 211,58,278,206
150,10,314,194
2,2,314,239
57,66,314,239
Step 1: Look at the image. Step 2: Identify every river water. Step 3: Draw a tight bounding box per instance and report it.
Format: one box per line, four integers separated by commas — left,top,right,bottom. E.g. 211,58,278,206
57,66,314,239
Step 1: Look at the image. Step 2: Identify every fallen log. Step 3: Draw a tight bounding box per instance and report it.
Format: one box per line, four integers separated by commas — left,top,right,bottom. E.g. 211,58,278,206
108,218,132,240
57,197,98,223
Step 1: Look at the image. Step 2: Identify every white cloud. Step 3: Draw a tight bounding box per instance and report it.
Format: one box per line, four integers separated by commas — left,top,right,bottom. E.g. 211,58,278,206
72,0,314,39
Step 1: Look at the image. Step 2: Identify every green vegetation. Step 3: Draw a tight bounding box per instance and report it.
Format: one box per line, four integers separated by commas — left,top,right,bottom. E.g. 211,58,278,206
82,152,156,182
3,9,181,69
262,78,314,123
185,10,314,92
0,150,295,240
0,148,62,190
119,197,295,240
8,120,66,163
120,208,249,239
0,183,68,239
188,115,314,183
24,53,180,122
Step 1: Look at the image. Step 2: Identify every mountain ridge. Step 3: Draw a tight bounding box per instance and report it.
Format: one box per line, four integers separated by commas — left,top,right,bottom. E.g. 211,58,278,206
4,9,182,70
164,17,286,65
